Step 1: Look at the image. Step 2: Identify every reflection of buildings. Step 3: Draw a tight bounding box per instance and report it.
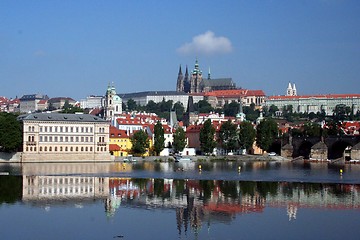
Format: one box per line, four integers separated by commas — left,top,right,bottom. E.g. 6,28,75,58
22,175,109,202
104,178,360,234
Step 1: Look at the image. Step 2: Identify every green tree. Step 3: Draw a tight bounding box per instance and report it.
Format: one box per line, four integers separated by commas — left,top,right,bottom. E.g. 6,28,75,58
173,127,187,153
268,105,279,117
173,101,184,121
153,121,165,156
238,121,256,152
256,118,278,152
224,102,239,117
127,99,138,111
130,130,149,156
218,120,238,152
0,113,22,152
199,119,216,155
146,100,159,113
195,100,214,113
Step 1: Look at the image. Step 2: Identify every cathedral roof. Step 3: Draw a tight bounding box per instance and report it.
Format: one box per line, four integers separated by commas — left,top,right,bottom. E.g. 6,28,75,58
201,78,236,88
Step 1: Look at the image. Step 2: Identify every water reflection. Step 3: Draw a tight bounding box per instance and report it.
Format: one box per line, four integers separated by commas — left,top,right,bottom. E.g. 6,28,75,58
2,175,359,219
1,171,360,239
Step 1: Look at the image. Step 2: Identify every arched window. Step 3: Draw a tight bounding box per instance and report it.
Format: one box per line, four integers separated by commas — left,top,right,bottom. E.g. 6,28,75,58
76,147,78,151
70,147,73,151
81,147,84,151
49,147,52,151
65,147,68,151
44,146,47,151
28,126,31,132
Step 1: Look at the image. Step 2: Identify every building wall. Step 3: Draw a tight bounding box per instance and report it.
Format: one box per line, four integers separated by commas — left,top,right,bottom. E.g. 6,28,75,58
22,118,111,162
265,95,360,116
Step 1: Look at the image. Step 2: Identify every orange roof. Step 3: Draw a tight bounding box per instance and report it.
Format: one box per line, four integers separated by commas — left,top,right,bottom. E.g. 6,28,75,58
109,144,121,151
204,89,265,97
109,126,129,138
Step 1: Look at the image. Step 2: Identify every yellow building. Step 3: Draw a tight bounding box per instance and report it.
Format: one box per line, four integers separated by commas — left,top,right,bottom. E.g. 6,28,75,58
109,126,132,157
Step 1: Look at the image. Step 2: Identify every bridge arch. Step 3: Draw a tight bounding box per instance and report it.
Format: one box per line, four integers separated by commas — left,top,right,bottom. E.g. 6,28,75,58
297,140,313,159
328,140,353,160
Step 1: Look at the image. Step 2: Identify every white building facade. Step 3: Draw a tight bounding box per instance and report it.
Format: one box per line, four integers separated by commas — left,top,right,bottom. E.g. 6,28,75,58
265,94,360,116
19,113,111,162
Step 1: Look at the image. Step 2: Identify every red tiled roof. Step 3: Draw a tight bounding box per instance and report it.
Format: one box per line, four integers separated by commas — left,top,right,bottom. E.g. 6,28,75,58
109,126,129,138
109,144,121,151
204,89,265,97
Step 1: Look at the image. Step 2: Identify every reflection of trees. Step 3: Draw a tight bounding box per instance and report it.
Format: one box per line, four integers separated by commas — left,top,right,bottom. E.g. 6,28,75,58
173,179,186,198
199,180,215,201
0,176,22,203
218,180,239,199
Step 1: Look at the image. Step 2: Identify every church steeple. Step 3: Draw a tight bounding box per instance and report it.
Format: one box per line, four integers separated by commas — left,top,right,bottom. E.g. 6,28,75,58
208,67,211,80
176,65,184,92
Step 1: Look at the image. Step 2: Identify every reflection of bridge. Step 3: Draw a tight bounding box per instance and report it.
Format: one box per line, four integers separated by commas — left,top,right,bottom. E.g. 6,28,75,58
281,135,360,160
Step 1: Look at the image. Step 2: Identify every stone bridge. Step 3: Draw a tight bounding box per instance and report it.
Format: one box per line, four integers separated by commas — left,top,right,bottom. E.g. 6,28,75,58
280,135,360,160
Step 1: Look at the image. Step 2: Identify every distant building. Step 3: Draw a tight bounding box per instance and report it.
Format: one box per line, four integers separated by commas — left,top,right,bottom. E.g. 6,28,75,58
204,89,266,109
48,97,76,110
80,95,104,109
265,94,360,116
19,94,49,113
19,112,111,162
176,59,237,94
286,82,297,96
120,91,196,111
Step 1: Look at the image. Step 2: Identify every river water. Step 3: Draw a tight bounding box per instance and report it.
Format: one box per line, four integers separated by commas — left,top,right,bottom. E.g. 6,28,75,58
0,161,359,240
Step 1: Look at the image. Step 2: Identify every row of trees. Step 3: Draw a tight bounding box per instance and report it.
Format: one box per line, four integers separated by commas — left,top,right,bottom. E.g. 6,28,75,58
130,118,279,156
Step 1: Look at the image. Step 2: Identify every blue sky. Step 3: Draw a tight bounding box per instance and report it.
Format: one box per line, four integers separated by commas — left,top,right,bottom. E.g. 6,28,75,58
1,0,359,100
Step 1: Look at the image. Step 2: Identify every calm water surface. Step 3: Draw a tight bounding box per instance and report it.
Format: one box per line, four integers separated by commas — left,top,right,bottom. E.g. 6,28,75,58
0,161,359,240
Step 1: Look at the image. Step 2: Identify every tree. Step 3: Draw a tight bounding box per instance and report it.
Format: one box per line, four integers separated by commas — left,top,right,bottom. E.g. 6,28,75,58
0,113,22,152
127,99,138,111
268,105,279,117
173,127,187,153
130,130,149,156
153,121,165,156
199,119,216,155
218,120,238,152
195,100,214,113
256,118,278,152
238,121,256,152
224,102,239,117
173,101,184,121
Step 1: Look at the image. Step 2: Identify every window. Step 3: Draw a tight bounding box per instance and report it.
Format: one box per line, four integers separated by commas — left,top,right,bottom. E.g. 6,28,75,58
49,127,52,132
70,127,73,132
60,137,63,142
81,137,84,142
70,137,74,142
90,127,93,133
44,136,48,142
44,126,48,132
65,127,68,132
28,126,31,132
40,127,43,132
76,137,79,142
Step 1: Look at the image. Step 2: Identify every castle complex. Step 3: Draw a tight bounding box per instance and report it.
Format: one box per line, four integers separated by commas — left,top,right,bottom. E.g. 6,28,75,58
176,59,236,93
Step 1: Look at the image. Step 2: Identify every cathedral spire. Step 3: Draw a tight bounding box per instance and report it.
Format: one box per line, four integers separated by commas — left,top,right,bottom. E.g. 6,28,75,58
178,64,182,75
208,67,211,80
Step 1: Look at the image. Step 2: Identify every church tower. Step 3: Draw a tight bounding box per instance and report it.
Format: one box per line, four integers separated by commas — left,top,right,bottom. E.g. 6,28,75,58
176,65,184,92
190,59,203,93
184,65,190,93
104,83,122,122
286,82,293,96
292,83,297,96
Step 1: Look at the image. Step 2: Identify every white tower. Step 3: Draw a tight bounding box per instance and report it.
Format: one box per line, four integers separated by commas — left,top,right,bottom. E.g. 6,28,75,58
292,83,297,96
104,83,122,122
286,82,293,96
